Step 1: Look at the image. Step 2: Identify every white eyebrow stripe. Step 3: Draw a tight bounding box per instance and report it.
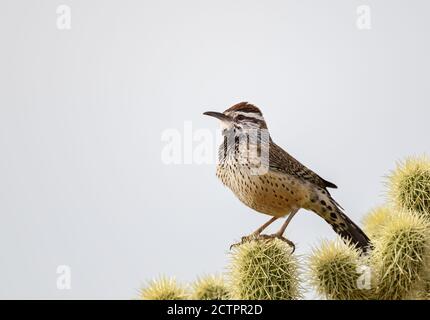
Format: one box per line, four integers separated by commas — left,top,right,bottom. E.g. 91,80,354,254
234,111,265,121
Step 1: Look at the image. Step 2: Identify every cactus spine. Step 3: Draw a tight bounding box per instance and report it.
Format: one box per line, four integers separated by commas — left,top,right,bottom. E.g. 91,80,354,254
139,276,188,300
190,275,230,300
308,240,373,300
228,238,301,300
388,156,430,218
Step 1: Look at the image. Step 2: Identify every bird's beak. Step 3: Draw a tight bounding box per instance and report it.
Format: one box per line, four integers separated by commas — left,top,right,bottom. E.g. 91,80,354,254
203,111,231,121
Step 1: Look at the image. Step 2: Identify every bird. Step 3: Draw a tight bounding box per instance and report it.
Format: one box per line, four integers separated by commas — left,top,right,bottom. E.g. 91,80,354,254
203,102,371,252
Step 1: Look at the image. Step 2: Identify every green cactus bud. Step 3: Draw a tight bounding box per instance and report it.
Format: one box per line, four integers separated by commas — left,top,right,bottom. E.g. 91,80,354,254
190,275,230,300
362,206,394,239
139,276,188,300
308,240,373,300
388,156,430,218
228,238,301,300
371,211,430,300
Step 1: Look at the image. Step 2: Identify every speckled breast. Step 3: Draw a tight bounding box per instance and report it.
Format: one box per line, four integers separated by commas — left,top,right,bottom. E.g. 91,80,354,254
216,161,310,218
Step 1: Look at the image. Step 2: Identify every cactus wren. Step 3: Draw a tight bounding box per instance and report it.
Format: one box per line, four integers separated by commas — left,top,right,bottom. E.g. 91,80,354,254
204,102,370,251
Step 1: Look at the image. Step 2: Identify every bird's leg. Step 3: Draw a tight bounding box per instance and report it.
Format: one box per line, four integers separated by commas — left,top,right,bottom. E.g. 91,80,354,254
265,210,298,252
245,216,278,240
230,216,278,249
275,210,297,237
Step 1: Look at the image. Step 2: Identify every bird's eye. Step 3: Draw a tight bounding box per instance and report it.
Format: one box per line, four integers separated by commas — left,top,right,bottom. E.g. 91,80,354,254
236,115,245,121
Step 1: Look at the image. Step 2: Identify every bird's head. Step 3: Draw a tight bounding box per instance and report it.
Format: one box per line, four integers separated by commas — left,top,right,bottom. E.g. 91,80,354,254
203,102,268,133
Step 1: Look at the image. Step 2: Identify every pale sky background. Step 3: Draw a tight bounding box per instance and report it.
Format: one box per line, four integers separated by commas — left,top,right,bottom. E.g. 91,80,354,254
0,0,429,299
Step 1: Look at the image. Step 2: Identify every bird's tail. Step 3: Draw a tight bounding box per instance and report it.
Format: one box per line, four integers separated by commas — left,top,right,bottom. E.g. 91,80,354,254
309,192,371,252
327,207,371,252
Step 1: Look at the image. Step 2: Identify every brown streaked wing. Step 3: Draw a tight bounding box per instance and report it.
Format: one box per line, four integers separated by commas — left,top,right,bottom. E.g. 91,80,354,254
268,142,338,190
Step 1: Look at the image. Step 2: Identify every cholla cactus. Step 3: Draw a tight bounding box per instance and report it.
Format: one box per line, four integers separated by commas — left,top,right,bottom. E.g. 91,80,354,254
308,240,373,300
388,156,430,218
140,155,430,300
362,206,394,239
190,275,230,300
139,276,188,300
228,238,301,300
371,211,430,300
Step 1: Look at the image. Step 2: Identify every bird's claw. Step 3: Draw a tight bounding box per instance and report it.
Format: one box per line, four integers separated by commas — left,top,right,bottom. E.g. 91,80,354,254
260,234,296,253
230,233,260,250
230,233,295,253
